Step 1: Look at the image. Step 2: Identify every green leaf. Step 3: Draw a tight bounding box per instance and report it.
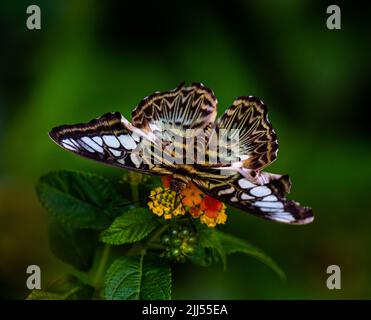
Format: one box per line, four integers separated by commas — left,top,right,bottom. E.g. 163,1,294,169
27,275,94,300
49,221,98,271
47,274,95,299
216,231,285,280
105,255,171,300
36,170,124,229
197,228,227,268
27,291,64,300
100,208,160,245
188,245,220,267
195,227,285,280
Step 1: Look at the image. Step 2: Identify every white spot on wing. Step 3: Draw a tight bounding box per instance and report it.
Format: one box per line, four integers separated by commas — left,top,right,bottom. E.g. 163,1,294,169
271,212,295,223
262,195,278,201
69,139,80,148
79,140,95,153
118,134,137,150
217,187,234,196
117,158,125,165
63,143,76,151
130,153,141,168
238,179,256,189
109,148,121,157
250,186,271,197
92,136,103,145
241,193,253,200
103,135,120,148
260,207,283,213
255,201,284,209
81,137,103,153
61,139,77,151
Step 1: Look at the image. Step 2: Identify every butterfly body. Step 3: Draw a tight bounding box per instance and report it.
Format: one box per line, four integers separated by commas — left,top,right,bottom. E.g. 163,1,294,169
49,83,313,225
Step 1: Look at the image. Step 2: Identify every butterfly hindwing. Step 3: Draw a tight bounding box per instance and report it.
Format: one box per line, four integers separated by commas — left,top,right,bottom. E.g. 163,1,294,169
208,96,278,170
49,112,173,175
192,172,313,225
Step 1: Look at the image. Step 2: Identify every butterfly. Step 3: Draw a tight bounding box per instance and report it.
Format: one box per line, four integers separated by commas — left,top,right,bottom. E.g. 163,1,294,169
49,82,313,225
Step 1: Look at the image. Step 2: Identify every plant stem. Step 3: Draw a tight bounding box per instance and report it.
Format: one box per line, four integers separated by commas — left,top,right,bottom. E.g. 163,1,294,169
146,224,169,246
129,172,140,203
126,224,169,256
92,244,111,288
126,242,144,256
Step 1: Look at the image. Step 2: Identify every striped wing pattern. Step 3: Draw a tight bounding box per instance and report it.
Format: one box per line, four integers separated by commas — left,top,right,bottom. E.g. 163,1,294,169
208,96,278,170
131,82,217,134
192,172,313,225
131,82,218,166
49,112,172,175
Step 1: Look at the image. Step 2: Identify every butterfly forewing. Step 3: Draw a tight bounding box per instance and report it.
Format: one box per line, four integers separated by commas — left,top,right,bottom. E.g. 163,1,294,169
49,112,173,175
130,83,219,166
131,82,217,134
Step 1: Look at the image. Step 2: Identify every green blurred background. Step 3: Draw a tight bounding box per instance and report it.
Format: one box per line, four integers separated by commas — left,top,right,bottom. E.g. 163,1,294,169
1,0,370,299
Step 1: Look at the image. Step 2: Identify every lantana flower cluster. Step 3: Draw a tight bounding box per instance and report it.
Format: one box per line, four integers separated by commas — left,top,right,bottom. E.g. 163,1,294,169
147,176,227,227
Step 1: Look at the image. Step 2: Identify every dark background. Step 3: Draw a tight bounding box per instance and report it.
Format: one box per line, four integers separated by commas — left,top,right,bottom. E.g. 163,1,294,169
0,0,370,299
